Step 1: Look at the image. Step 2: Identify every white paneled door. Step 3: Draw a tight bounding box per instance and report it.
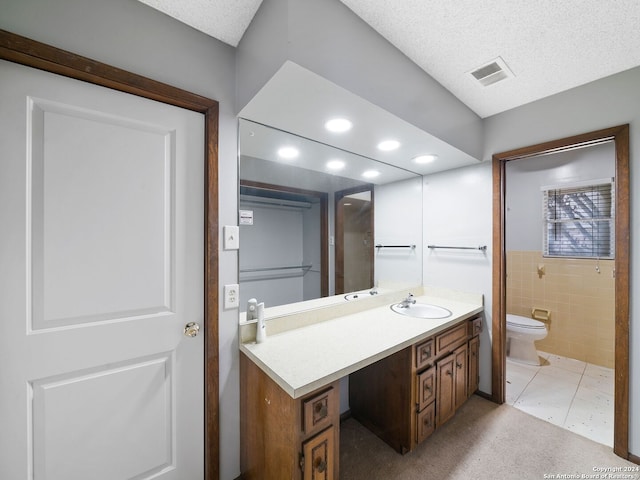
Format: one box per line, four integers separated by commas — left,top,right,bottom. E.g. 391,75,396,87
0,59,204,479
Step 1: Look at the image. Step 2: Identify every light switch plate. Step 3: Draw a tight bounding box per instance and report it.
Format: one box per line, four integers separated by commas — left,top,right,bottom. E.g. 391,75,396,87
224,284,240,309
224,225,240,250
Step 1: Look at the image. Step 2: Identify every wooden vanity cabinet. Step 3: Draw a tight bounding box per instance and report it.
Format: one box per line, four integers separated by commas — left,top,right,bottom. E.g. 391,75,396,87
240,353,340,480
349,315,482,454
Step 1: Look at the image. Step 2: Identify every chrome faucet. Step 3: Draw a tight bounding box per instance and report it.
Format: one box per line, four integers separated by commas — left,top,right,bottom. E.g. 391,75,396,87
399,293,416,308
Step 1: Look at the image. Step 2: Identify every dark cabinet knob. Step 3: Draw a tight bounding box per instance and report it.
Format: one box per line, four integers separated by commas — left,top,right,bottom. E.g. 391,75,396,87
315,458,327,473
314,402,328,418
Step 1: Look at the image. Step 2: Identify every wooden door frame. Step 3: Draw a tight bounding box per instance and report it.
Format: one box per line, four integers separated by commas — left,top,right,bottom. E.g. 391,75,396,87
0,30,221,478
239,180,329,297
491,125,630,459
334,184,375,295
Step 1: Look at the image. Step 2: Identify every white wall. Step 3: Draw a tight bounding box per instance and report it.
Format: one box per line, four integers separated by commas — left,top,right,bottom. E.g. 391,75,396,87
422,162,493,394
239,203,306,307
485,66,640,456
0,1,241,478
506,141,615,251
374,176,423,287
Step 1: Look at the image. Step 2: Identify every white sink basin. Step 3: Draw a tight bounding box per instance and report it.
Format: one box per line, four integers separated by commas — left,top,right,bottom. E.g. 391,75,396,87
390,302,452,319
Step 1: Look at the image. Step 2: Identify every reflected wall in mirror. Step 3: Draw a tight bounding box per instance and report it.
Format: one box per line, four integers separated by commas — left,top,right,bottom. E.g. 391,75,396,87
239,119,424,310
335,186,373,295
239,180,328,306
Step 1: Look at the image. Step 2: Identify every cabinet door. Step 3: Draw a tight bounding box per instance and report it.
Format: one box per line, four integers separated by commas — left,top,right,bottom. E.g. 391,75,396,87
454,343,468,410
436,353,455,427
302,426,334,480
468,336,479,396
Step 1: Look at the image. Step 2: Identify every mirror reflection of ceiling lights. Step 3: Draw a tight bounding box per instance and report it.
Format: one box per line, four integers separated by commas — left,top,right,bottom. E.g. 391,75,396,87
271,119,440,181
276,146,299,160
238,62,480,182
326,159,346,171
271,116,446,182
324,118,353,133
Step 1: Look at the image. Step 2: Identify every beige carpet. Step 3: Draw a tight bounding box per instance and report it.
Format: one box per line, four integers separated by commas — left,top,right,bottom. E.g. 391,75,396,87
340,395,638,480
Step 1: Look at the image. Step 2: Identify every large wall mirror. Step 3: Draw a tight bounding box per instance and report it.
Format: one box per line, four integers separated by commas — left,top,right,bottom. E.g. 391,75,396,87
238,119,423,310
237,61,480,314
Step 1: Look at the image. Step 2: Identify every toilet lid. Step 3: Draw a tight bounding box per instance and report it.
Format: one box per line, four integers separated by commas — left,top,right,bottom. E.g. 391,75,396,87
506,314,545,329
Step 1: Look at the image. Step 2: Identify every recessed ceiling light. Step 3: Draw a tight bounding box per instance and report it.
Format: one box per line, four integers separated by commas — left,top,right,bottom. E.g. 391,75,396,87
413,154,438,164
377,140,400,151
277,146,299,159
362,170,380,179
325,118,352,133
326,159,346,170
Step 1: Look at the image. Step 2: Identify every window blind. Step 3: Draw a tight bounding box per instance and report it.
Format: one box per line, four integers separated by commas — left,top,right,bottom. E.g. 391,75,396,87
542,182,614,258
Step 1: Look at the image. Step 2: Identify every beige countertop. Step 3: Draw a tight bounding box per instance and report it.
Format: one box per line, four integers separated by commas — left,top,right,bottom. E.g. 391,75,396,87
239,287,484,398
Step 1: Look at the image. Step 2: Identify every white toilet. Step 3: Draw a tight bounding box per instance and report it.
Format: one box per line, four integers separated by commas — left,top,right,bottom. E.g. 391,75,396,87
506,314,548,365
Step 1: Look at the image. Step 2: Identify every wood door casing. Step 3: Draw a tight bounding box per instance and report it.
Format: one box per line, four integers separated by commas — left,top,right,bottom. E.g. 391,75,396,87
492,125,630,461
0,29,220,478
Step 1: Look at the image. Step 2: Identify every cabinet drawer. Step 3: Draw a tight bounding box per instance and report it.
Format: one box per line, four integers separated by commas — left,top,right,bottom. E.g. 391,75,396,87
435,322,468,357
416,367,435,411
302,387,335,436
468,316,482,337
416,402,435,444
415,338,434,370
302,426,335,480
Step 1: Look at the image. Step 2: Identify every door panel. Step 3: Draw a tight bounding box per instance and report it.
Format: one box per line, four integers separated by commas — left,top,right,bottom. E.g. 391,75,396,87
32,354,172,479
30,97,173,329
0,59,204,479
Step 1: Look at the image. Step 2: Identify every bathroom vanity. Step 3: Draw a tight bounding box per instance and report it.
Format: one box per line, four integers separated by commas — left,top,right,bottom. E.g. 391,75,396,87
239,288,483,480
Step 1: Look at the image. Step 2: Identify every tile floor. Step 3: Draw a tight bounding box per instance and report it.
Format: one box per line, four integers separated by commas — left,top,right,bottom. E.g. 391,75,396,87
506,351,614,446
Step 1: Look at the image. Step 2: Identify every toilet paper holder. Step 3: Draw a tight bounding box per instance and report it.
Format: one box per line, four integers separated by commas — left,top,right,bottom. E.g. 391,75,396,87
531,308,550,322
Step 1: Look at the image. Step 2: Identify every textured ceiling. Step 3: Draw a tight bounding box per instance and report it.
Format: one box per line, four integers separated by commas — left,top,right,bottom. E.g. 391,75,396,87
137,0,263,47
340,0,640,117
137,0,640,116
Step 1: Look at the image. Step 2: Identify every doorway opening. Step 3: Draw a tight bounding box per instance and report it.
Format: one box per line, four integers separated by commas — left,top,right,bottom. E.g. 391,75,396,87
492,125,630,459
504,141,616,445
335,185,374,295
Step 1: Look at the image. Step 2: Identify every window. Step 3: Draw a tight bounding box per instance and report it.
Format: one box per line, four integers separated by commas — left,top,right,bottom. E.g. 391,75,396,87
543,181,614,258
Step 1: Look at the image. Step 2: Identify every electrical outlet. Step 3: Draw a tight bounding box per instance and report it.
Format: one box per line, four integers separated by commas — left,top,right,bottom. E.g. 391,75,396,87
224,284,240,309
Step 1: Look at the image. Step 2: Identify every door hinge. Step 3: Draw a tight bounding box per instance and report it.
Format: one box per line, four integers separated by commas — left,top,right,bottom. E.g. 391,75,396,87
299,452,305,471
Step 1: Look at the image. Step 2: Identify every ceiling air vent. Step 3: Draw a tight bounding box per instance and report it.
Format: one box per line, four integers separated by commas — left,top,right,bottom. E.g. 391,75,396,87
470,57,514,87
